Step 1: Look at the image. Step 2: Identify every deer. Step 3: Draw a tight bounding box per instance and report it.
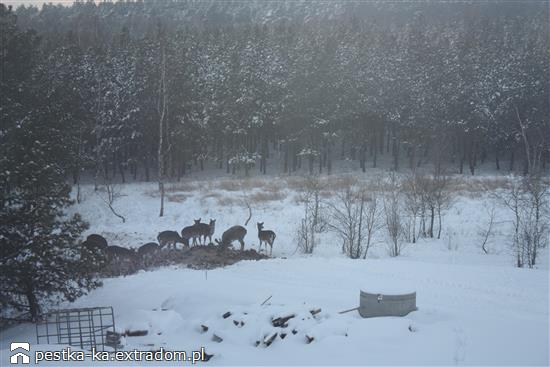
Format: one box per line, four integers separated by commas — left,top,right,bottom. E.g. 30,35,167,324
106,245,138,262
82,240,106,253
138,242,160,267
215,225,247,251
157,230,189,249
257,222,276,256
181,219,202,246
137,242,160,258
196,219,216,245
86,234,108,250
80,240,108,263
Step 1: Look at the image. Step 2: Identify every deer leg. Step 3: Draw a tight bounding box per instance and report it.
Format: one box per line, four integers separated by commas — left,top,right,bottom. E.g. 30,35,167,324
239,239,245,251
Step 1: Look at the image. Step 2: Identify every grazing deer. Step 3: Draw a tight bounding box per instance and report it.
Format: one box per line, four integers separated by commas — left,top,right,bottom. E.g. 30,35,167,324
181,219,202,246
196,219,216,245
106,245,138,262
215,225,247,251
157,230,189,249
86,234,108,250
82,240,106,253
257,222,276,256
80,240,108,263
137,242,160,257
138,242,159,267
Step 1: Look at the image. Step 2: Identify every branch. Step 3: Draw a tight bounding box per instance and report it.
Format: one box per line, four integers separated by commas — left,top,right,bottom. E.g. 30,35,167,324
243,196,252,226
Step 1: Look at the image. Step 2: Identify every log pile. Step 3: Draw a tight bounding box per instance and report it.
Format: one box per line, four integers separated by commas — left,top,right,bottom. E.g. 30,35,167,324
200,306,325,349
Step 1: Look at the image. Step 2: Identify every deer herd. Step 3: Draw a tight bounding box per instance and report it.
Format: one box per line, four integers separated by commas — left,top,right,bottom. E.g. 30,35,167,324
81,220,277,267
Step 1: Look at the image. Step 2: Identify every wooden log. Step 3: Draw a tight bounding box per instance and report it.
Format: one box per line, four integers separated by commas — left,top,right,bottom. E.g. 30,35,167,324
305,334,315,344
200,325,209,333
124,330,148,337
263,332,278,347
261,295,272,306
222,311,232,319
338,307,358,314
309,308,321,316
212,334,223,343
272,314,295,328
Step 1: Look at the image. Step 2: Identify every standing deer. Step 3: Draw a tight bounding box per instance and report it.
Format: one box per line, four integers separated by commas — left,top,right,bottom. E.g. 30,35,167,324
215,225,247,251
257,222,276,256
157,230,189,249
197,219,216,245
181,219,202,246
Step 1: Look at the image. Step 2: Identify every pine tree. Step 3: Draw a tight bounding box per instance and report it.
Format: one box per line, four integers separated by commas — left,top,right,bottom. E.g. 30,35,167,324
0,6,101,322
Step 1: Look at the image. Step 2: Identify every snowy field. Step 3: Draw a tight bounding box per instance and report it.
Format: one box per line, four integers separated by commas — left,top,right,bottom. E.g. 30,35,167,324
1,174,549,365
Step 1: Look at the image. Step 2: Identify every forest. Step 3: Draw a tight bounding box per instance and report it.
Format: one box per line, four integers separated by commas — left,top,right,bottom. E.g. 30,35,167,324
2,0,549,189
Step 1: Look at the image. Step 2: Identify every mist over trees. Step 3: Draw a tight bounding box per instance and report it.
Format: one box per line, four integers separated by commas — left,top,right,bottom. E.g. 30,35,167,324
2,1,548,183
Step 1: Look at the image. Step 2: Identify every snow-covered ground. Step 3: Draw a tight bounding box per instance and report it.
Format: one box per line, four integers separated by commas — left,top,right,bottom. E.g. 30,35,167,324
1,175,549,365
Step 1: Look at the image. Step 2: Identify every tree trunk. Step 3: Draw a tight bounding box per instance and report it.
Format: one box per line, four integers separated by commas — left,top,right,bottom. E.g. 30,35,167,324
327,140,332,175
437,206,442,239
283,141,289,173
158,41,167,217
25,283,40,321
360,141,366,173
429,207,435,238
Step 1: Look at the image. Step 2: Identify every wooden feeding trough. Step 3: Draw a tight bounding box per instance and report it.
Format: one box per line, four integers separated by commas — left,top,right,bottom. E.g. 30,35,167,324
358,290,417,318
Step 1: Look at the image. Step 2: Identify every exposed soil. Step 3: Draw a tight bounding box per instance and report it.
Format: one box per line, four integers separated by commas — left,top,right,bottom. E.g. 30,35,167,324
102,245,268,277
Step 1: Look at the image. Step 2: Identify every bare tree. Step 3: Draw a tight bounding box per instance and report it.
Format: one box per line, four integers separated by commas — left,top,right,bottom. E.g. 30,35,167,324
432,172,453,239
383,173,404,257
496,175,549,268
497,178,524,267
402,173,423,243
478,204,496,255
98,179,126,223
297,175,325,254
520,175,549,267
326,182,370,259
362,187,383,259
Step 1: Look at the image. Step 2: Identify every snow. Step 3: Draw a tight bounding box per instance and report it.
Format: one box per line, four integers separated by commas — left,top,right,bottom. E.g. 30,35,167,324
2,258,548,365
1,176,548,365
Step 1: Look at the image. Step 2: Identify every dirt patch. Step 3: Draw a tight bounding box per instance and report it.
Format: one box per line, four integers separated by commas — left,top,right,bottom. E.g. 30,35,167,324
248,190,286,203
102,246,268,277
152,245,268,270
167,193,191,203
